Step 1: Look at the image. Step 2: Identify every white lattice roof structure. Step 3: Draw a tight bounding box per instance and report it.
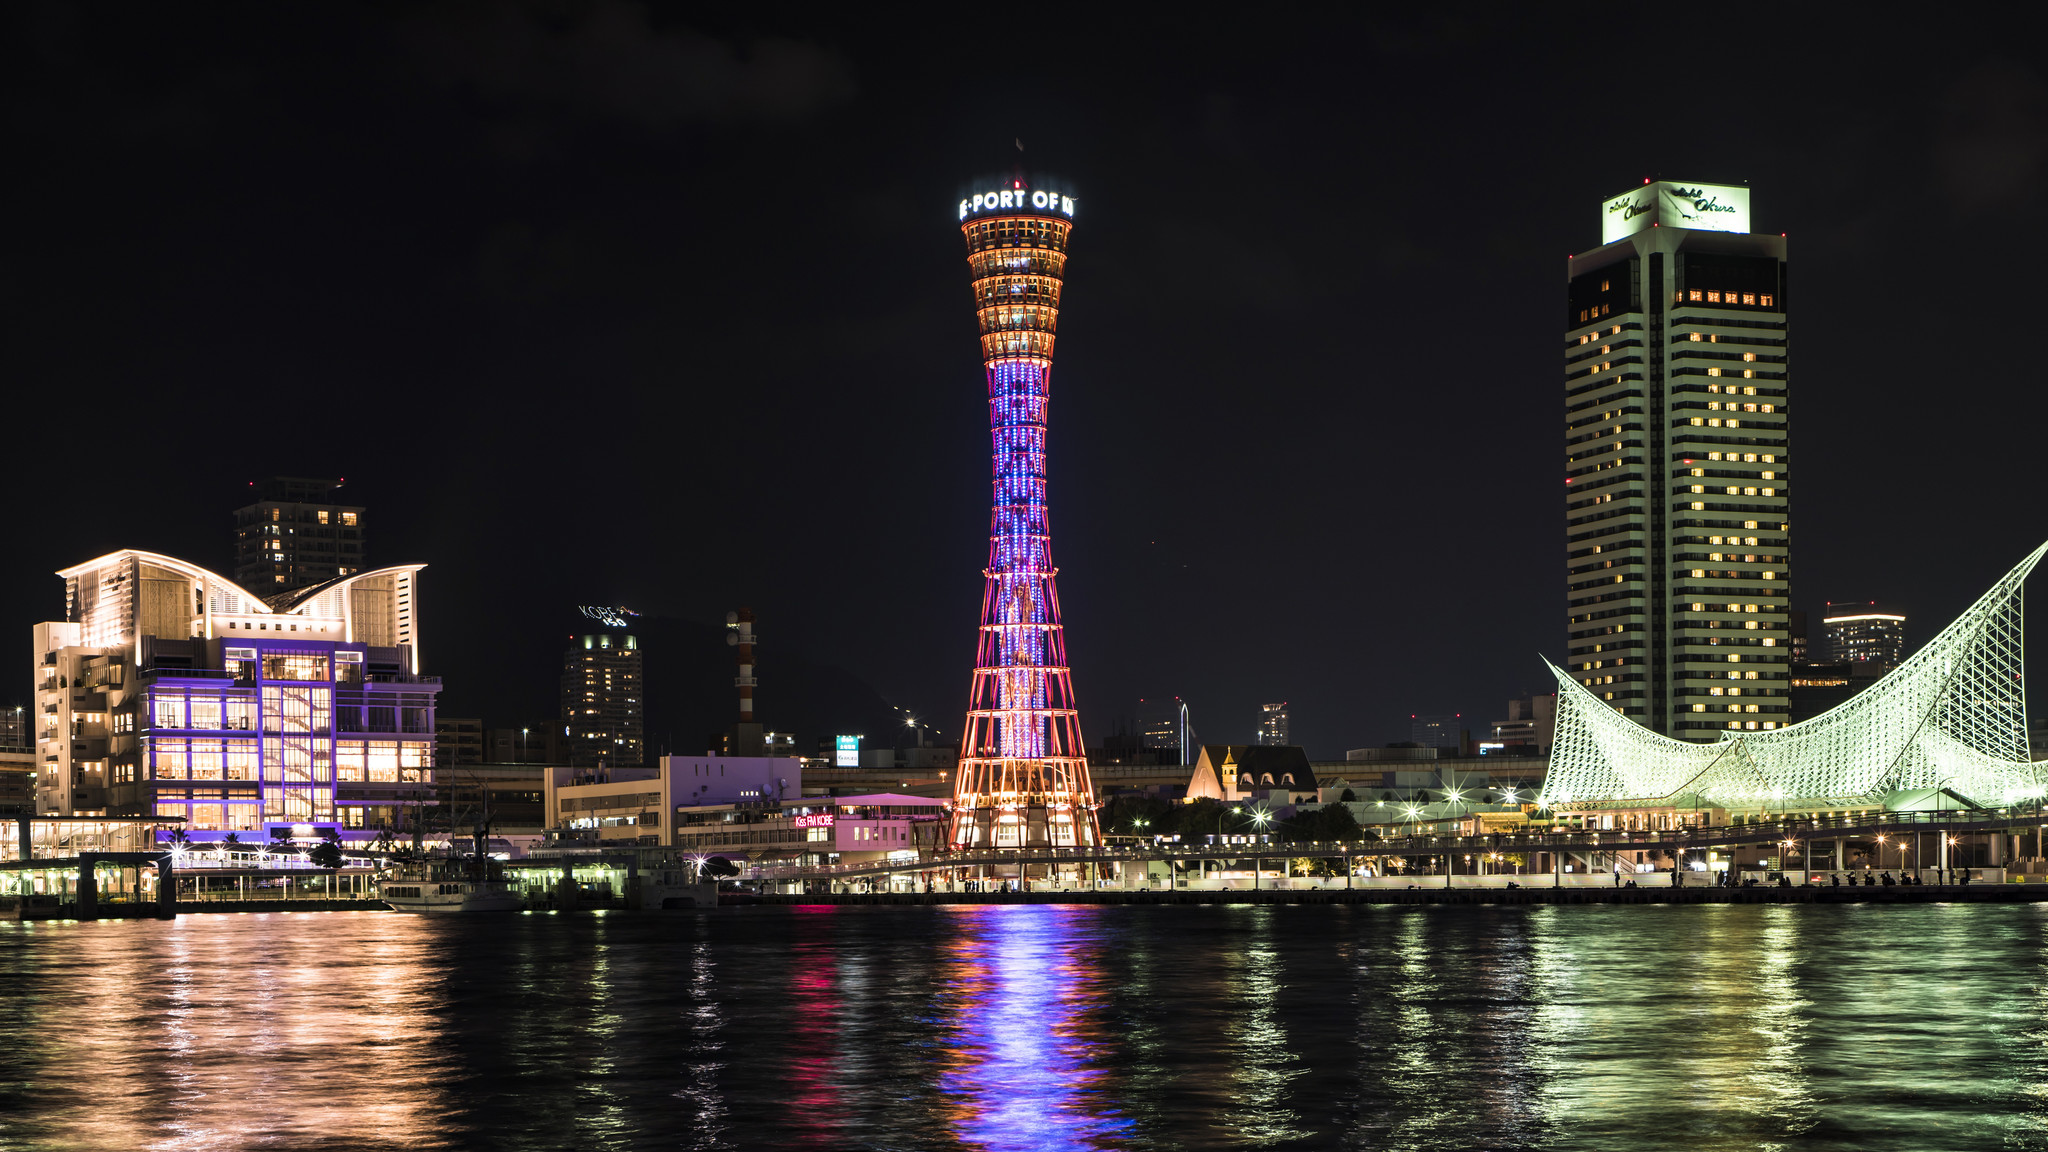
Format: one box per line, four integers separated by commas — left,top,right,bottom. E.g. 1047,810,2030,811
1543,540,2046,809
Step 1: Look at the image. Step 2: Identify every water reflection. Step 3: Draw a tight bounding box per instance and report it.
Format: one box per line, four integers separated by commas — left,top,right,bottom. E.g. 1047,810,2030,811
8,904,2048,1149
784,907,847,1148
938,905,1132,1151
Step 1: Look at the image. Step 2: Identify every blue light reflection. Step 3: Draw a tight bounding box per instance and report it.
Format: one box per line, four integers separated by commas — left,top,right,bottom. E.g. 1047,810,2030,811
940,906,1132,1151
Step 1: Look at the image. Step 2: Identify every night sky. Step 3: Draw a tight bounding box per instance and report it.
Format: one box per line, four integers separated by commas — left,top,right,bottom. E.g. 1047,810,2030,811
8,7,2046,757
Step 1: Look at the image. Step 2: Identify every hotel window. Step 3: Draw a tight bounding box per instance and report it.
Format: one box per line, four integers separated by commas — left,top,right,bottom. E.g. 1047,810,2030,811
154,693,187,729
342,512,358,527
1708,367,1722,377
225,740,257,780
1726,486,1739,495
1689,332,1703,342
1759,295,1773,307
1691,501,1705,510
1690,290,1703,301
1690,417,1704,426
1692,704,1706,712
1690,468,1705,477
1760,404,1774,413
1691,485,1705,494
1743,352,1756,362
1761,454,1775,463
317,510,330,525
1706,291,1722,303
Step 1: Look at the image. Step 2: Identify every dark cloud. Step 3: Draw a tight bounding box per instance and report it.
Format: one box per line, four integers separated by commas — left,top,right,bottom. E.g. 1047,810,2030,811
397,1,855,127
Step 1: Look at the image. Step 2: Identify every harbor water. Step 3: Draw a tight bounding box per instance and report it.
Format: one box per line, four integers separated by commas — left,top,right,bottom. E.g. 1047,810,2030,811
2,902,2046,1150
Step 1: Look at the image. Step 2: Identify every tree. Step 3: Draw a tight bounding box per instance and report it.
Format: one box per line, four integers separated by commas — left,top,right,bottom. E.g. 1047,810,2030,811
308,840,345,870
1339,788,1357,803
371,828,396,856
702,857,741,879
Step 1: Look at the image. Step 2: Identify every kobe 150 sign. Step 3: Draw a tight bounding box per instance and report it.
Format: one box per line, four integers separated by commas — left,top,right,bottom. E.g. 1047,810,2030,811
959,187,1076,220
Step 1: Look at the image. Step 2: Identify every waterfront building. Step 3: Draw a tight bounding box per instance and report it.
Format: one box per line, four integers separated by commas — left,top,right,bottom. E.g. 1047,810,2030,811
232,477,365,592
1184,745,1321,806
1822,602,1907,671
1563,181,1790,738
35,550,436,843
544,754,803,845
946,174,1100,850
1544,541,2041,812
561,610,644,770
436,716,484,767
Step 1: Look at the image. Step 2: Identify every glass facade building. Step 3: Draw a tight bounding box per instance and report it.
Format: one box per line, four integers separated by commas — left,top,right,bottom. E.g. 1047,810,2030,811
36,551,436,844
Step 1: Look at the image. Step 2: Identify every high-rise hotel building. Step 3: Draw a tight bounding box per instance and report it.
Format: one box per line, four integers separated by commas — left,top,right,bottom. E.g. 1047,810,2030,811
1564,181,1790,739
34,550,437,843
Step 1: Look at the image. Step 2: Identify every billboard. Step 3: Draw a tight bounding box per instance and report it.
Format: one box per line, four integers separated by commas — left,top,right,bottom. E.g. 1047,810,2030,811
1602,181,1750,244
835,735,860,768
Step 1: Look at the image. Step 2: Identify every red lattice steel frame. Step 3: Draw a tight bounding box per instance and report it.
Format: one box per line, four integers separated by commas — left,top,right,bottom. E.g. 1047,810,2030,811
947,190,1100,850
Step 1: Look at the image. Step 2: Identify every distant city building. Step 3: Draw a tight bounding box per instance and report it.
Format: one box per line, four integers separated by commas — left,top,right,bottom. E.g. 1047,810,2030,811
1787,609,1810,665
1185,745,1320,806
1562,181,1790,739
233,477,365,592
0,708,31,815
1823,602,1907,671
1489,695,1556,753
486,726,557,765
1409,714,1463,750
1257,702,1290,746
1138,699,1186,760
35,550,435,842
561,616,644,771
435,717,484,767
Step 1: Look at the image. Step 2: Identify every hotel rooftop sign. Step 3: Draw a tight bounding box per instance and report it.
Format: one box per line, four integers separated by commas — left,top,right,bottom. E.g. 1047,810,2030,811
1602,180,1750,244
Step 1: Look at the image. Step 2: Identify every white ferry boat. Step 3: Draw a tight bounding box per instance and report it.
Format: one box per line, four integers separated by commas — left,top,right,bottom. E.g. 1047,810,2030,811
378,876,524,914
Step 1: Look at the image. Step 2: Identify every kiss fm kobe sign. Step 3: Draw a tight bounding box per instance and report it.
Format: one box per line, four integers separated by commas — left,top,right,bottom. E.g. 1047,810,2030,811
959,186,1076,220
1602,181,1750,244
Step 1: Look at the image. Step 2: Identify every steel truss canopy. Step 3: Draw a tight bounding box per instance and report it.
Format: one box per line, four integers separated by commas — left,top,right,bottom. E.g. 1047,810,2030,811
1544,540,2048,810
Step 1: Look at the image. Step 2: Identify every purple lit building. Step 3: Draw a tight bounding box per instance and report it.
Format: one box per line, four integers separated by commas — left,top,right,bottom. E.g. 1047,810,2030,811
35,551,439,844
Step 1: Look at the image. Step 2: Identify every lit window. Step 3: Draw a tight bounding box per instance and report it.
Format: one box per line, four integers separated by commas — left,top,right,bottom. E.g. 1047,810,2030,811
1692,704,1706,712
1708,367,1721,377
1744,521,1758,530
1744,486,1758,495
1709,552,1724,561
1763,570,1776,579
1761,454,1774,463
1760,403,1774,413
1761,488,1775,497
1690,468,1705,477
1710,688,1724,696
1691,485,1705,494
1726,486,1739,495
1692,568,1705,577
1745,453,1759,463
1691,501,1706,510
1690,332,1703,342
1691,602,1705,611
1742,294,1756,305
1709,418,1722,427
1690,417,1704,426
1707,291,1722,303
1708,452,1723,461
1690,290,1703,301
1760,294,1773,307
1743,352,1756,362
1708,536,1723,544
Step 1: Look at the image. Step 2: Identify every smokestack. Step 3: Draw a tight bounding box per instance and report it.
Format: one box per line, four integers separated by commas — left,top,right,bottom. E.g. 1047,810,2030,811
726,608,756,721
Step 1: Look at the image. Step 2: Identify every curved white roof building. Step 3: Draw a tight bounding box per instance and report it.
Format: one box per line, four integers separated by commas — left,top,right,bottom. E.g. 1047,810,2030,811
1543,540,2045,809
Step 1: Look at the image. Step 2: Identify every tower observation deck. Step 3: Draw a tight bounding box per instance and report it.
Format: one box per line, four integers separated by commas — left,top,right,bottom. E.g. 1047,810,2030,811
947,176,1100,850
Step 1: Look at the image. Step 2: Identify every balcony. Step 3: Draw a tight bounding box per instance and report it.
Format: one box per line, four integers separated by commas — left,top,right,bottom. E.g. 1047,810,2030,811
366,674,442,685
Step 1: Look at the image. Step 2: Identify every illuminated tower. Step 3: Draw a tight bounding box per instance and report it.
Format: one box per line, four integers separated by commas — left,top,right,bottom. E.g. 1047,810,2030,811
947,176,1099,850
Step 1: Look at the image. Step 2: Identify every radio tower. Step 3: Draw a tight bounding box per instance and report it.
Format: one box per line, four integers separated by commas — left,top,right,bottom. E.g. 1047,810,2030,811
947,168,1100,850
